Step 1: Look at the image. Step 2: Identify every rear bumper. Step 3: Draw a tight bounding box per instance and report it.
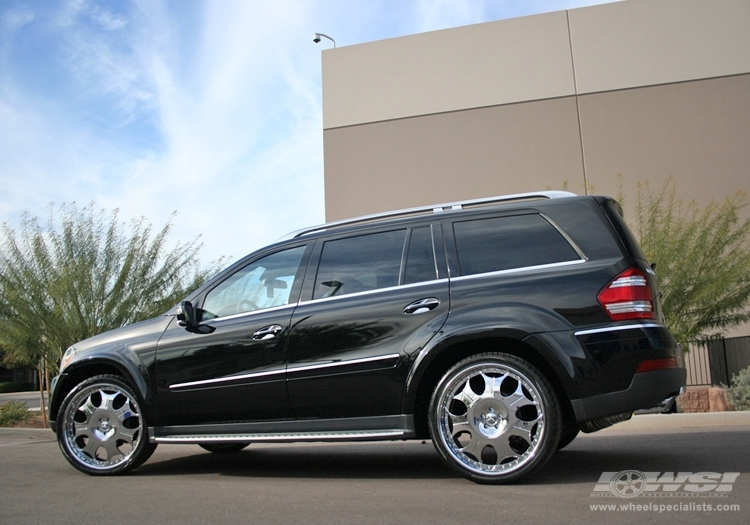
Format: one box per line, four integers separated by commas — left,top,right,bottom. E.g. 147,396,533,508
571,367,686,422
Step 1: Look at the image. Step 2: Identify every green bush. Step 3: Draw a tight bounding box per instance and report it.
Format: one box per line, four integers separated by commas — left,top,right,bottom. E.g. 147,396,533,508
0,400,32,427
726,366,750,411
0,382,35,394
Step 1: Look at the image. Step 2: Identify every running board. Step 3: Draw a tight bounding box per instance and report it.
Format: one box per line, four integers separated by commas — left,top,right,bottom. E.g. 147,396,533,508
149,415,416,444
152,429,408,444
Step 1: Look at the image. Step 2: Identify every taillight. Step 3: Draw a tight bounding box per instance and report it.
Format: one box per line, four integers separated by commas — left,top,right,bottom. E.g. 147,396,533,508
597,267,655,321
636,358,677,373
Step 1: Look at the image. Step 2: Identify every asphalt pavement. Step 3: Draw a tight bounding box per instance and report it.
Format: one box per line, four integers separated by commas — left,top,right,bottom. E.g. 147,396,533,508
1,412,749,525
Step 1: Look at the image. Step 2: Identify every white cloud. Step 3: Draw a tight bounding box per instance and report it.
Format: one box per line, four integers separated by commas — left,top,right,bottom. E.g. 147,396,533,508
90,6,127,31
0,0,618,267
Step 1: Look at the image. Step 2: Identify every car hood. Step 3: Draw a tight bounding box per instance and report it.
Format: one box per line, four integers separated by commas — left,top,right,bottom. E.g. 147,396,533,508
63,315,175,370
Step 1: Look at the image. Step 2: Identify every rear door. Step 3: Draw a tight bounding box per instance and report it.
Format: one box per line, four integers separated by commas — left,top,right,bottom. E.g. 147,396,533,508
286,224,449,419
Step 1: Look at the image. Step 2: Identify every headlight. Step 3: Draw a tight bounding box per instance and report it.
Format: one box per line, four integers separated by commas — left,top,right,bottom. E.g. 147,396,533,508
61,346,77,370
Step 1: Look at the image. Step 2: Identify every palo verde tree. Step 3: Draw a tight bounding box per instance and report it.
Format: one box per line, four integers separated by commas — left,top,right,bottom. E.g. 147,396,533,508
631,179,750,347
0,203,222,379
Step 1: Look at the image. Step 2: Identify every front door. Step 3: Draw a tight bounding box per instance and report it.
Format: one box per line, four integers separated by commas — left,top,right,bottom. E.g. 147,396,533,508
154,244,309,426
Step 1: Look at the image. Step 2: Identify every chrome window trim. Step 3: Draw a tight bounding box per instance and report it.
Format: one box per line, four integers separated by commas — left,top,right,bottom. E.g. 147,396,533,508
539,212,588,261
202,302,297,324
574,323,663,337
300,278,449,305
451,258,586,282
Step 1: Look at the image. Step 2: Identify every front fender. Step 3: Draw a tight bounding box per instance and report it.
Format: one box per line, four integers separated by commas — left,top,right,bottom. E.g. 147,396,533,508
49,347,153,425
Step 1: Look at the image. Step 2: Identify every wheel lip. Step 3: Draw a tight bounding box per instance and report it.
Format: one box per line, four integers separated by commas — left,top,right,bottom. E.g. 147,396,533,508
433,360,547,477
59,380,145,472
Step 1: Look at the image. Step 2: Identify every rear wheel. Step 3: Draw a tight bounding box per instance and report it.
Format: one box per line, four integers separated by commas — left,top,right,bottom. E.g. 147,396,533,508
428,353,561,484
57,375,156,475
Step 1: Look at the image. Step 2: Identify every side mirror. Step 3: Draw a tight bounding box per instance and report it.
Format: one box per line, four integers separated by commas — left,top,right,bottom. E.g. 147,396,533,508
177,301,214,334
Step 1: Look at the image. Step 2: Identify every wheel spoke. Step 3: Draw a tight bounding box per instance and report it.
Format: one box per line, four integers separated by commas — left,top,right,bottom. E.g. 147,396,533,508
117,427,137,444
448,413,471,435
454,382,479,408
100,440,124,461
503,381,532,408
460,434,490,460
491,438,519,463
81,435,102,458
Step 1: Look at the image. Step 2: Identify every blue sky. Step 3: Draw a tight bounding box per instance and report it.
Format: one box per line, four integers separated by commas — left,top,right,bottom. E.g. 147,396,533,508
0,0,618,267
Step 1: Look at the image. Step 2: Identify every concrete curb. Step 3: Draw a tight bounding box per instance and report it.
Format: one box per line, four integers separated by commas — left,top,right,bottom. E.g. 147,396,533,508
611,411,750,430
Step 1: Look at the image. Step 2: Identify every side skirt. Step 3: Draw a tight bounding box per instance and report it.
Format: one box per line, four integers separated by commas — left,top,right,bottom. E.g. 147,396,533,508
149,414,416,444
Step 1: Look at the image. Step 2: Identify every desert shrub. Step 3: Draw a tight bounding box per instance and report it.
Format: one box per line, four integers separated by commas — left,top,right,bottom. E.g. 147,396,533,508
725,366,750,411
0,400,32,427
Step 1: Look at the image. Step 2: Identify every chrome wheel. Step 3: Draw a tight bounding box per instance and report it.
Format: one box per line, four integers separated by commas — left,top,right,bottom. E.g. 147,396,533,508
58,375,154,475
429,353,560,483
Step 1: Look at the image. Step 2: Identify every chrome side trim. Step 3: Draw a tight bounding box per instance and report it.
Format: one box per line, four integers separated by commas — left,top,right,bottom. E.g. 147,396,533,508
574,323,663,337
170,368,286,391
451,258,586,282
169,353,400,391
287,353,400,375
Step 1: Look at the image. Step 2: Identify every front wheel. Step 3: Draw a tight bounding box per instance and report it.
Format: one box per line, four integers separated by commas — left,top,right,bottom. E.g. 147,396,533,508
428,353,561,484
57,375,156,475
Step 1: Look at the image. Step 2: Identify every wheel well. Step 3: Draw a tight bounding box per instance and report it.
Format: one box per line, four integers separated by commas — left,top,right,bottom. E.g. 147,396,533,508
411,337,576,439
50,363,126,421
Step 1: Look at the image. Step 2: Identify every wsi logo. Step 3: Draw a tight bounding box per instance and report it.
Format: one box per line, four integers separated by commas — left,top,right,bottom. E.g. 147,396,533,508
592,471,740,498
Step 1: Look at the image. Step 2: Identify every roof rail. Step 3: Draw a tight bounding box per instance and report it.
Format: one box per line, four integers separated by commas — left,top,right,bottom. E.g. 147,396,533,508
281,190,577,240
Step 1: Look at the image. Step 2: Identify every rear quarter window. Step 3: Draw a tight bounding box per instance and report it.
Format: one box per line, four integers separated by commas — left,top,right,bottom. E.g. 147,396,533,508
453,214,581,276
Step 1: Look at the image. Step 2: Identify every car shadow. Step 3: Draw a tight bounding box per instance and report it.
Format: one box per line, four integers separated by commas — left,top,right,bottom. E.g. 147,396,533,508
135,429,750,483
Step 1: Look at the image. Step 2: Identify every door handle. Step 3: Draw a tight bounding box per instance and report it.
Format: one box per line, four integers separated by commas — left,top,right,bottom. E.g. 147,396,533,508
252,325,283,340
403,298,440,315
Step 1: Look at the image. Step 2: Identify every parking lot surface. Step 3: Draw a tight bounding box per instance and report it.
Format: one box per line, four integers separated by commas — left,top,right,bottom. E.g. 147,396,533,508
1,418,748,525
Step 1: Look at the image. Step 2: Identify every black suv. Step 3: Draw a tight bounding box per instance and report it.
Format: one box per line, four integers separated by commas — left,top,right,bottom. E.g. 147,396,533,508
49,191,685,483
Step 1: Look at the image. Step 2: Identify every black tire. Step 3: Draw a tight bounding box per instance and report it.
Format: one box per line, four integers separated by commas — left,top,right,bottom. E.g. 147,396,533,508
57,374,156,475
428,352,562,484
199,443,250,453
556,425,580,450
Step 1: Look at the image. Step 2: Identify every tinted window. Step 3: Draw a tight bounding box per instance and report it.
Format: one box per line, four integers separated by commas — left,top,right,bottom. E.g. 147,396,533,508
403,226,438,285
453,214,580,276
313,230,406,299
202,246,306,319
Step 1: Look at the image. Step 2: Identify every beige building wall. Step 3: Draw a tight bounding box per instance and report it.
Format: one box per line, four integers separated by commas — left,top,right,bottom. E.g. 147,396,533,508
321,0,750,330
323,0,750,219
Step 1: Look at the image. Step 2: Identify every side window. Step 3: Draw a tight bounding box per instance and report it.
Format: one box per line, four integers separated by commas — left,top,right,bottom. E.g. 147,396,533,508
202,245,306,320
453,214,580,276
403,226,438,285
313,230,406,299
